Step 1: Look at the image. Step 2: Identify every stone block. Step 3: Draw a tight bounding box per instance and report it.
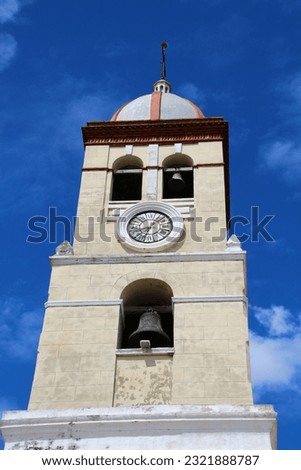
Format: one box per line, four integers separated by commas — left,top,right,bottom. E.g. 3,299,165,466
172,382,205,400
175,326,204,340
54,371,102,387
83,329,117,345
39,330,84,346
183,339,228,354
203,326,245,340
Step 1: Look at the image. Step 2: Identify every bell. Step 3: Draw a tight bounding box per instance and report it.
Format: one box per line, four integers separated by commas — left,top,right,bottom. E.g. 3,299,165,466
168,172,185,191
128,308,170,348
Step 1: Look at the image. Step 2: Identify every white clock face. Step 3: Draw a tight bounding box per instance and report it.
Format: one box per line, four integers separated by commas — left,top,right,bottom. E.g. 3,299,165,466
116,201,184,252
128,211,172,244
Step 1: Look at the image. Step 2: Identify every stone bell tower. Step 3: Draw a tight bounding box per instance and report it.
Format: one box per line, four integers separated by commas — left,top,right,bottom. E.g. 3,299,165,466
0,48,277,449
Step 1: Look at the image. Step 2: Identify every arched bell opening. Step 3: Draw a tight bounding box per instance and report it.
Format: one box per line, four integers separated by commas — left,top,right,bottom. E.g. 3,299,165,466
119,278,173,349
162,154,194,199
111,156,143,201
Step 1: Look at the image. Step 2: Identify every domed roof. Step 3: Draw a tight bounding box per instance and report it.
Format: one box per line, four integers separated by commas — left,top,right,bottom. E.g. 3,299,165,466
111,79,204,121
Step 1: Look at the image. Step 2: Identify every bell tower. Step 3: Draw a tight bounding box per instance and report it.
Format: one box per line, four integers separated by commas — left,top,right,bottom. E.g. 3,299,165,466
0,47,277,450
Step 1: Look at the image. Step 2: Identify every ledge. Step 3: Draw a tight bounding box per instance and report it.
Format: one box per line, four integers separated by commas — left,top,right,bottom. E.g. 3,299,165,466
50,250,246,266
116,347,175,356
44,295,247,309
1,404,277,450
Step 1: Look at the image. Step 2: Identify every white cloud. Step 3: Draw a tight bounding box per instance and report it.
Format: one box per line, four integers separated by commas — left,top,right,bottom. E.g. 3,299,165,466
260,71,301,182
0,298,43,360
0,0,19,23
0,0,33,23
177,82,206,105
0,74,122,216
252,304,295,336
0,0,34,72
275,72,301,119
250,332,301,391
261,140,301,182
0,33,17,71
250,304,301,396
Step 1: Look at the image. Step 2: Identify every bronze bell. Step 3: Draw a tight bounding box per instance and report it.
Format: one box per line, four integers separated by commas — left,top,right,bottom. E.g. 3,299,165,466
128,308,170,348
168,172,185,191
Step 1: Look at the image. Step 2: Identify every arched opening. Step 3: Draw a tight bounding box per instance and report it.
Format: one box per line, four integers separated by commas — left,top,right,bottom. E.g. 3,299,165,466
111,156,143,201
119,278,173,349
162,154,194,199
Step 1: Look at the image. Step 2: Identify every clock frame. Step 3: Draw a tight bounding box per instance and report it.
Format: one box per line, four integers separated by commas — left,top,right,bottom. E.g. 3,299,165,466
116,201,184,252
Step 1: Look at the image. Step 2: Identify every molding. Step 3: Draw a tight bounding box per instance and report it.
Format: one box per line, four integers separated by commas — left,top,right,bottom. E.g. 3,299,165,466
82,118,228,146
45,299,123,309
81,162,225,173
172,295,247,304
107,198,195,220
116,347,174,356
50,250,246,266
44,296,247,310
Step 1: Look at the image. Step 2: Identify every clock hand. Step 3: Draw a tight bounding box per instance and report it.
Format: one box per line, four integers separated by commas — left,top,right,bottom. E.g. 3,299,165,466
141,221,156,233
146,221,156,234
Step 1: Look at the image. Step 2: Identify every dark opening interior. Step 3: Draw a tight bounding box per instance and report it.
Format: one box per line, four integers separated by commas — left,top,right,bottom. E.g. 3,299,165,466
120,279,173,349
163,167,194,199
111,166,142,201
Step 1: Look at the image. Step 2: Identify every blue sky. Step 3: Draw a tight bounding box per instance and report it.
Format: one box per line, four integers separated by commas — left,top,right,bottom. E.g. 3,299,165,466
0,0,301,450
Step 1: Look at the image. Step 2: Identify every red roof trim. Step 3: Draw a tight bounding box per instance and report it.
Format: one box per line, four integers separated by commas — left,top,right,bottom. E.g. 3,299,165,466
150,92,162,120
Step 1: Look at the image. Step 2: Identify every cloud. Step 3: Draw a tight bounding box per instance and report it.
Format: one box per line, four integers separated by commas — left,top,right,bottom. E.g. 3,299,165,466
177,82,207,110
250,332,301,392
0,0,19,23
0,0,35,72
260,140,301,182
0,74,122,215
276,72,301,119
250,304,301,396
178,82,205,102
260,71,301,182
0,298,43,360
0,0,33,23
0,33,17,71
252,304,295,336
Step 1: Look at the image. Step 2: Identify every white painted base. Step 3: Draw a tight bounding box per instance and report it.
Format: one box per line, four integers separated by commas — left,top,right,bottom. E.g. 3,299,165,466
0,404,277,450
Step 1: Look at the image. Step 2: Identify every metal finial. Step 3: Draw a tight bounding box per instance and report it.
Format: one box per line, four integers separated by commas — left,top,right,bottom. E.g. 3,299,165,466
160,42,168,80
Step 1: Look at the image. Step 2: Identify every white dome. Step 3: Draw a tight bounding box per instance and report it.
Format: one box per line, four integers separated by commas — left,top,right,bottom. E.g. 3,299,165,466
111,80,204,121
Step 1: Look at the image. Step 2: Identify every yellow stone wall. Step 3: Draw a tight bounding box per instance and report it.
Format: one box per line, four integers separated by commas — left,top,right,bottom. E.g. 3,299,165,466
28,137,253,411
29,258,253,409
73,142,227,256
114,355,173,406
29,305,119,410
46,260,245,301
172,301,252,404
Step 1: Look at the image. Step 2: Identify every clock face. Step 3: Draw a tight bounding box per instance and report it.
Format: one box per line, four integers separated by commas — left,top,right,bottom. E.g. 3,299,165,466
116,201,184,252
128,211,172,244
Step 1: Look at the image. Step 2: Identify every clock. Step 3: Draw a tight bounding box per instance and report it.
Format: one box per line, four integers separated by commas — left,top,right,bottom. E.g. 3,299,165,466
128,211,172,244
116,201,184,251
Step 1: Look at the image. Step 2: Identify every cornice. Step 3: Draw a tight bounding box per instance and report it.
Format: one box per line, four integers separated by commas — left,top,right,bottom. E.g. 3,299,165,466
50,250,246,267
82,117,228,146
